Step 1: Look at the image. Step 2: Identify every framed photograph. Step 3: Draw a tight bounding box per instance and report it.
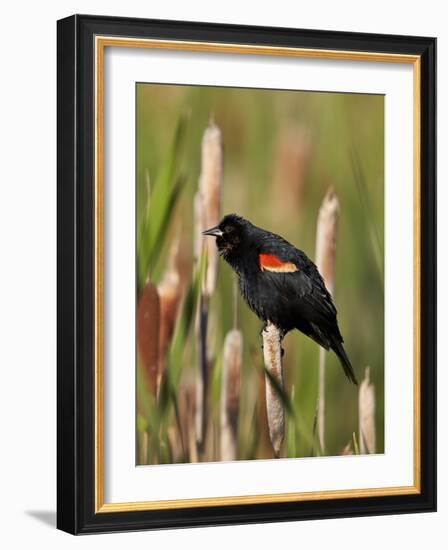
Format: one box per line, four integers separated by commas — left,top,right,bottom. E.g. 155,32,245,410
57,14,436,534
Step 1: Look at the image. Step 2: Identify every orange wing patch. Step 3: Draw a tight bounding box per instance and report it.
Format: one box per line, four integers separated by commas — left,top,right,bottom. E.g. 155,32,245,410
259,253,298,273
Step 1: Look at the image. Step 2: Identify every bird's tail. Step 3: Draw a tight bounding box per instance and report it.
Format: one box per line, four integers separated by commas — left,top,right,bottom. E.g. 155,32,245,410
331,339,358,385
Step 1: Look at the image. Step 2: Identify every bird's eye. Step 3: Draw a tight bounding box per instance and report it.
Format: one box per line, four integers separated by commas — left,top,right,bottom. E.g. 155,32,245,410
224,225,234,233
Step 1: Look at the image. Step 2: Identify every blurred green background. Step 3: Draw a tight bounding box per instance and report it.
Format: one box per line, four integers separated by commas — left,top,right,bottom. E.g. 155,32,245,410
136,83,384,463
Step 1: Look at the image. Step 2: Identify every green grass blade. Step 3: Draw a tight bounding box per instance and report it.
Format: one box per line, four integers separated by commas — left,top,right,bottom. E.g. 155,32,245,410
137,116,188,291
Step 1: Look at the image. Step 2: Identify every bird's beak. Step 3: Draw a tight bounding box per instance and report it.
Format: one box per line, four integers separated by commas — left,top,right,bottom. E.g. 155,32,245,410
202,226,223,238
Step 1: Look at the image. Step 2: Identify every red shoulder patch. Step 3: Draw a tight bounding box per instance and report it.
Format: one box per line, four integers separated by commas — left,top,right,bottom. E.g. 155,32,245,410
259,253,298,273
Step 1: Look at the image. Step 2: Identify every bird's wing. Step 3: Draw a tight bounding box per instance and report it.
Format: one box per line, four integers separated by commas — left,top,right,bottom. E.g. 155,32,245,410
258,248,339,332
258,252,298,273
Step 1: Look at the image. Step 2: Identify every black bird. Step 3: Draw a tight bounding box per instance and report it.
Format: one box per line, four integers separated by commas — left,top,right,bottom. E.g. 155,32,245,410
203,214,357,385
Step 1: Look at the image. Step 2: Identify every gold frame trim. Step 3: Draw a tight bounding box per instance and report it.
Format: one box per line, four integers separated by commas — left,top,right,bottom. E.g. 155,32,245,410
94,36,421,513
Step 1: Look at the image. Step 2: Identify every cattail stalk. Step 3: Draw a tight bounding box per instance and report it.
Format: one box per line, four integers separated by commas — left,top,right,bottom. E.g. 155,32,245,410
195,298,209,455
194,121,223,459
220,330,242,461
262,322,285,457
315,187,340,455
199,121,223,298
359,367,376,454
136,280,160,397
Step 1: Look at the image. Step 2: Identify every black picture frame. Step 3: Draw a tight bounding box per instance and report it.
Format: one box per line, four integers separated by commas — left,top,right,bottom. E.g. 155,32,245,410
57,14,436,535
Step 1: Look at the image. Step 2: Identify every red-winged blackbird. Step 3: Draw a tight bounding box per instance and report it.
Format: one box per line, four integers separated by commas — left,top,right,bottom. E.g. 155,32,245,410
203,214,357,385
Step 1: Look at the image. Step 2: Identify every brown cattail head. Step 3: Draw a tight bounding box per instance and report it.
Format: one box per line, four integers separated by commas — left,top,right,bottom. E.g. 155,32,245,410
137,280,160,397
359,367,376,454
271,125,311,218
315,187,340,294
220,329,242,461
198,121,223,297
262,322,285,457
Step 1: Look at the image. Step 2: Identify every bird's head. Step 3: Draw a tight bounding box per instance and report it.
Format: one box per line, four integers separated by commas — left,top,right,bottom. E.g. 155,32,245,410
202,214,251,261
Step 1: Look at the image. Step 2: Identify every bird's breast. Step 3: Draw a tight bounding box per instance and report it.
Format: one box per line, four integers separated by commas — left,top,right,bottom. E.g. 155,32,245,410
238,270,297,331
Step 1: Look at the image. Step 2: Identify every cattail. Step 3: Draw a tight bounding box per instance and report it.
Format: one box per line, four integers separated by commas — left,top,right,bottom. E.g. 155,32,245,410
315,187,339,292
136,280,160,397
157,238,182,393
359,367,376,454
193,192,203,264
270,125,311,218
220,330,242,461
199,121,223,297
194,121,223,459
315,187,340,454
262,322,285,457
